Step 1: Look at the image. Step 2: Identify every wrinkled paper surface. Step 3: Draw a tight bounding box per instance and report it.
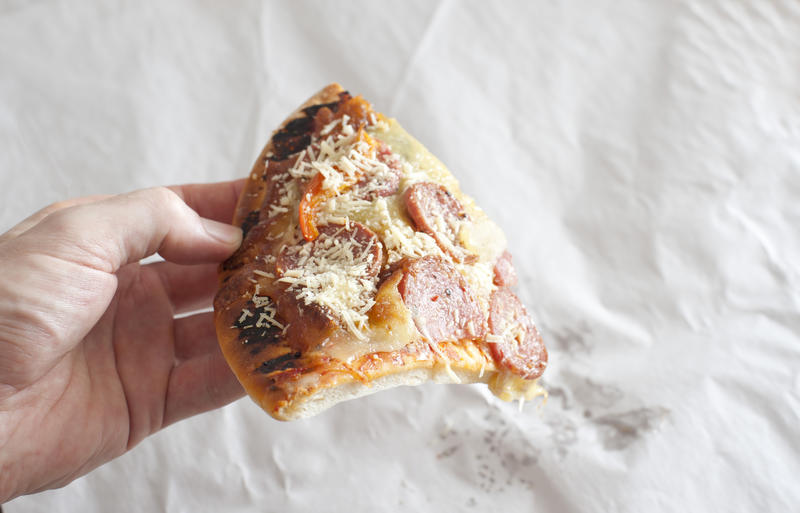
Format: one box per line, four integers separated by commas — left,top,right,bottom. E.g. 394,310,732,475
3,1,800,511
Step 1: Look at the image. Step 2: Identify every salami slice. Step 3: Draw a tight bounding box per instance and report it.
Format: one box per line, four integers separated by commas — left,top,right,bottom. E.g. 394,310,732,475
404,182,474,262
347,142,400,200
276,222,383,279
275,222,383,341
493,250,518,288
488,288,547,379
397,255,485,344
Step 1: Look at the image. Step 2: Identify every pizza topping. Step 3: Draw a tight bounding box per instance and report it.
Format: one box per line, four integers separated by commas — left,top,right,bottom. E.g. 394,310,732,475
404,182,475,263
352,142,401,199
487,371,547,403
276,223,383,339
260,157,303,220
311,106,336,135
372,197,444,266
487,288,547,380
298,172,329,241
493,250,518,287
397,255,485,344
292,128,384,241
249,284,284,329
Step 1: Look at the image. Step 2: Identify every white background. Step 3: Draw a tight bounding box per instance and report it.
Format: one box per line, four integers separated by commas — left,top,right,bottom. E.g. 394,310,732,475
3,1,800,511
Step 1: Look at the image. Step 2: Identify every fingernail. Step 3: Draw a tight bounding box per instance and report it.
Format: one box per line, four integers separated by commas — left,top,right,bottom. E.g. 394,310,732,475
201,218,242,246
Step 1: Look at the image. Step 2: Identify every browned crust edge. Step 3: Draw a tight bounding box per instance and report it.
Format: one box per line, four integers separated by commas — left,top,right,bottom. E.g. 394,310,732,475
232,83,345,226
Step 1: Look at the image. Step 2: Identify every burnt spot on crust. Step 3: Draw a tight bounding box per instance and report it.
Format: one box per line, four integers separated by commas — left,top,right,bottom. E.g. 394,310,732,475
302,98,342,118
221,250,246,272
241,329,280,356
281,115,314,136
240,210,260,237
271,133,311,160
234,299,283,355
269,92,353,161
258,351,302,374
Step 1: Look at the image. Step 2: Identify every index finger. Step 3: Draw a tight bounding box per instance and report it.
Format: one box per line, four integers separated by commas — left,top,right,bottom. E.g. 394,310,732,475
0,195,112,244
169,179,247,224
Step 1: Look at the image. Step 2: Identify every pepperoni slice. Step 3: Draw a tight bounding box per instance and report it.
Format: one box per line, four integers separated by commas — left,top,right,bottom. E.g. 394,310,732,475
404,182,474,262
275,222,383,350
277,222,382,278
488,288,547,379
493,250,518,288
397,255,485,344
353,143,401,199
275,293,339,353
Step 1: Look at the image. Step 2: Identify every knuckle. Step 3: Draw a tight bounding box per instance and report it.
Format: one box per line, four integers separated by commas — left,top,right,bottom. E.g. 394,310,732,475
45,200,74,213
141,187,189,215
41,205,79,231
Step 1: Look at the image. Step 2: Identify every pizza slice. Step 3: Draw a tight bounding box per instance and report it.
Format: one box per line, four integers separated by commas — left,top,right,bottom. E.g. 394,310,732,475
214,84,547,420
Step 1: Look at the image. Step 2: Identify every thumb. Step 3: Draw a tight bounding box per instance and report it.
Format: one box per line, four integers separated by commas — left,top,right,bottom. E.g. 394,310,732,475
26,186,242,272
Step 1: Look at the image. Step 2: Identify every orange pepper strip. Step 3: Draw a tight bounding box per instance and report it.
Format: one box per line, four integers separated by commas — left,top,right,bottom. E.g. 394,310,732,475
299,172,327,241
298,128,380,242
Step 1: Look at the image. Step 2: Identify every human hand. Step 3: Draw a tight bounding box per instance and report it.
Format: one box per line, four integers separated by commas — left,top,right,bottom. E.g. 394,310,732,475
0,181,246,502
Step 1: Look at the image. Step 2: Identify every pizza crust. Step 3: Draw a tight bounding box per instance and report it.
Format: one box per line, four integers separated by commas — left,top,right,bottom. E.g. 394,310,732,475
232,83,346,226
275,360,491,421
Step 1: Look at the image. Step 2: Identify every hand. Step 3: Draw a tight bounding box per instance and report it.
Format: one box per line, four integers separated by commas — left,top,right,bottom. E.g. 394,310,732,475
0,181,246,502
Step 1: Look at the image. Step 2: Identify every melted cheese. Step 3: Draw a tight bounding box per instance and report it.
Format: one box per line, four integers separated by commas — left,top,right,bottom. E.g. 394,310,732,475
327,270,419,363
488,371,547,404
375,119,459,192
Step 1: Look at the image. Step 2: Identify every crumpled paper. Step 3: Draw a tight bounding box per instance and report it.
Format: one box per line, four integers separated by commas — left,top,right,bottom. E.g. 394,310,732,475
4,1,800,511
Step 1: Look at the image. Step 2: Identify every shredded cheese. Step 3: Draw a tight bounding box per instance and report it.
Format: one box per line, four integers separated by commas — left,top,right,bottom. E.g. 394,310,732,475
248,284,284,330
277,230,378,340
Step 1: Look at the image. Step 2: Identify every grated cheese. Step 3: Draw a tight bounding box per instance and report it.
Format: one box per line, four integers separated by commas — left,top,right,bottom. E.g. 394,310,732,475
277,230,378,340
485,333,505,344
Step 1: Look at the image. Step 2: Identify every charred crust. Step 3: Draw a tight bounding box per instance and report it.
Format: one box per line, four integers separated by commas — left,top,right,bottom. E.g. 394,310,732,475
235,299,284,355
258,351,302,374
271,133,311,160
270,92,353,160
221,250,245,272
301,99,340,118
240,210,260,237
282,115,314,136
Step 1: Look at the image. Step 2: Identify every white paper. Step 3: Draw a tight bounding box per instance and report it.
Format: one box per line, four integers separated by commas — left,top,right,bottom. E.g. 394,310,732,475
3,1,800,511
